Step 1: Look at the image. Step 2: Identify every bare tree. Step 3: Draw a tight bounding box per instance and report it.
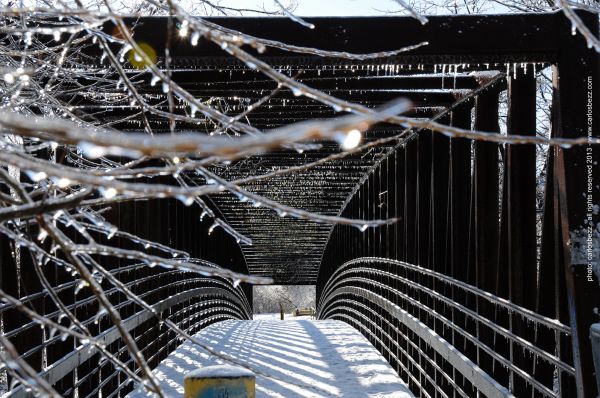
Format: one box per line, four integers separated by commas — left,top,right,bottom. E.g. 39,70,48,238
254,285,316,316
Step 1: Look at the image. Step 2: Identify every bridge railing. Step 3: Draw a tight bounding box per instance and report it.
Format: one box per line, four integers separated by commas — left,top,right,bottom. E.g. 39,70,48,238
319,257,574,398
317,11,599,398
0,197,252,397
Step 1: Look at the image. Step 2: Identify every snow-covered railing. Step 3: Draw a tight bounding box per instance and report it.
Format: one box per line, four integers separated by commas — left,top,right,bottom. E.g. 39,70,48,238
314,11,600,394
1,261,251,398
318,258,574,398
0,193,252,398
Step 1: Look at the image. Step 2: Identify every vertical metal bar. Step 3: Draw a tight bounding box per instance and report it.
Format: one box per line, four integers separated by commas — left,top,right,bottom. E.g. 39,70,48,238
449,103,472,394
505,65,538,396
431,115,450,274
473,89,500,377
449,104,472,283
404,139,417,264
379,159,388,259
554,10,600,398
395,148,405,262
417,130,432,269
387,154,396,260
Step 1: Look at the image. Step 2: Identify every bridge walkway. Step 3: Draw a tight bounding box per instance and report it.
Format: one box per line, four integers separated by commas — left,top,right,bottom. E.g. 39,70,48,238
129,317,413,397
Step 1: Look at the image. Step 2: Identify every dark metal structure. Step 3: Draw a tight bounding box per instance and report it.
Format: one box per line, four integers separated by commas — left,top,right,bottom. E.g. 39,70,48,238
315,11,600,398
1,196,252,397
2,9,599,398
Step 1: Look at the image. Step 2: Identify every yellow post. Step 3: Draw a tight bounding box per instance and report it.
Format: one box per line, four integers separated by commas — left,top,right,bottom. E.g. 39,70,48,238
184,365,255,398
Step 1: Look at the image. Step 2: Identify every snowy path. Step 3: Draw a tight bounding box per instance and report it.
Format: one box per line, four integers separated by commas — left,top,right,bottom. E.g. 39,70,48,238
128,318,413,397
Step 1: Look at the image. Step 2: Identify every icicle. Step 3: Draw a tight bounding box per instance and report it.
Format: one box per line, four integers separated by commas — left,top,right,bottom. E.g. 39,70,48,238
118,43,132,62
94,308,108,324
190,103,198,118
276,209,288,218
53,210,64,221
291,87,303,97
162,82,169,93
179,20,189,37
150,74,160,87
107,225,118,239
208,222,218,235
37,230,48,243
133,51,143,62
26,170,47,182
74,280,89,295
56,177,72,188
79,142,107,159
99,187,118,199
191,31,200,46
176,195,194,206
571,23,577,36
48,327,58,340
336,129,362,150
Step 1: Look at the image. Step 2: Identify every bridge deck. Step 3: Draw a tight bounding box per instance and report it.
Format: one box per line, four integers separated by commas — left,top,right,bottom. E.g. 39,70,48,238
128,318,413,397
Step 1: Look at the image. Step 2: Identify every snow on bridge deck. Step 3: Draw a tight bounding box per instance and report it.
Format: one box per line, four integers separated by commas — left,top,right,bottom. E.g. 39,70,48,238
129,316,413,397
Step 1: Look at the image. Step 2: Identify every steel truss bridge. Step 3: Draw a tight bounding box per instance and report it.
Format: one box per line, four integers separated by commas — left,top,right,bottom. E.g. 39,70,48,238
1,10,599,398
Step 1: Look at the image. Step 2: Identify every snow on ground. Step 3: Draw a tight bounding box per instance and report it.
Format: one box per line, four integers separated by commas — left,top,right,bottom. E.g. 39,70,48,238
253,312,315,320
128,318,413,397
